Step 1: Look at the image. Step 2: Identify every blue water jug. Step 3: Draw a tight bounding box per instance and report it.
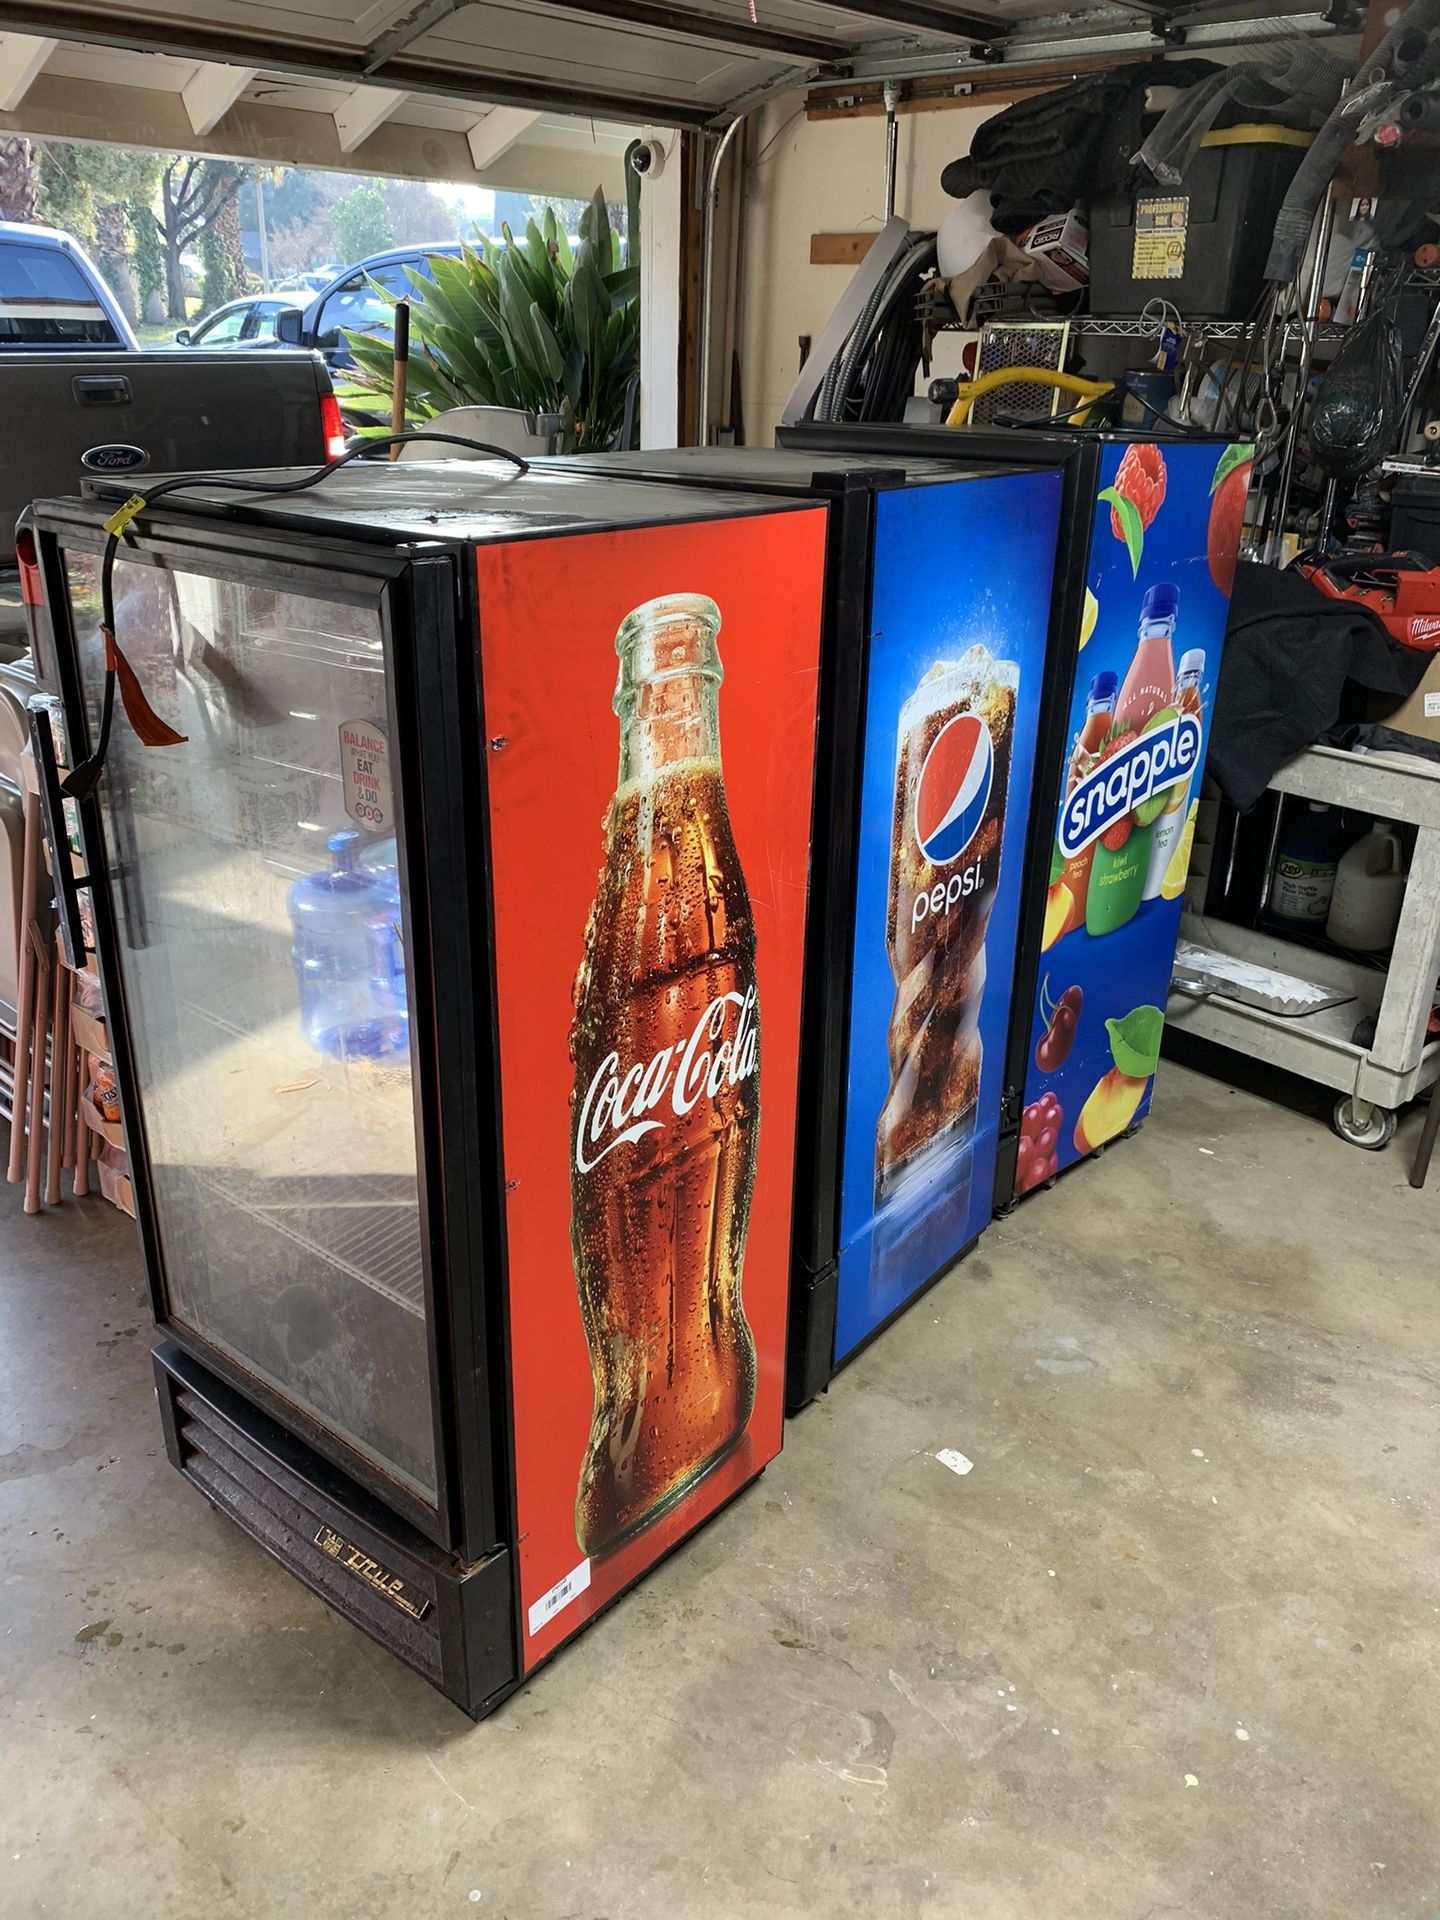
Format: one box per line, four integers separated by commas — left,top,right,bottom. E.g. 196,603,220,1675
287,830,407,1060
360,838,407,1017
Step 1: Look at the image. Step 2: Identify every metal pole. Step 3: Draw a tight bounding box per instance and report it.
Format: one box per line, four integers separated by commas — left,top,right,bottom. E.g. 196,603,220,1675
697,117,744,447
255,169,270,293
1317,246,1378,550
1268,186,1337,556
883,80,900,222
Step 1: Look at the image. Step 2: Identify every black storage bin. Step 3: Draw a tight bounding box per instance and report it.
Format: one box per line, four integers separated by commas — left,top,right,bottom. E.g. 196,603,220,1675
1089,125,1311,321
1390,474,1440,561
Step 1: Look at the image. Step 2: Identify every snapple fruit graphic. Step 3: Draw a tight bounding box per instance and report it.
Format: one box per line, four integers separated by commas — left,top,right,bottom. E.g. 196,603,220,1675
1042,842,1076,949
1080,588,1099,651
1073,1004,1165,1153
1160,799,1199,901
1035,976,1082,1074
1099,444,1167,578
1016,1090,1064,1194
1208,444,1252,596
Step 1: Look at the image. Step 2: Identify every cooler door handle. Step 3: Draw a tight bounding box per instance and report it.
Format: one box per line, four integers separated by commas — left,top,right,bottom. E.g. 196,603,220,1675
29,705,89,968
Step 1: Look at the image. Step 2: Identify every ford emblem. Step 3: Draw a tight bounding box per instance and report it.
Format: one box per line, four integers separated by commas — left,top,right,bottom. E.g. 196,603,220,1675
81,444,150,474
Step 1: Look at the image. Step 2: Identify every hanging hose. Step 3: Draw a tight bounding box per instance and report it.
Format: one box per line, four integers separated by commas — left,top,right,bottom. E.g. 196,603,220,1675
811,234,937,424
1267,0,1440,283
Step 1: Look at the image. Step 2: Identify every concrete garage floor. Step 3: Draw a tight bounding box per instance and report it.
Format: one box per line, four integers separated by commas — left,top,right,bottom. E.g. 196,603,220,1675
2,1057,1437,1920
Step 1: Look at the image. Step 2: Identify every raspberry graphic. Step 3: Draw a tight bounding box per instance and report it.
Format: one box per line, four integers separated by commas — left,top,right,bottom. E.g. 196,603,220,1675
1111,443,1167,539
1101,816,1133,852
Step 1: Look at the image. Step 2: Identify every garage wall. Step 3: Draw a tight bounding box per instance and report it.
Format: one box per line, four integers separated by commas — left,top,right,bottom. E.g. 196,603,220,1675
735,94,999,447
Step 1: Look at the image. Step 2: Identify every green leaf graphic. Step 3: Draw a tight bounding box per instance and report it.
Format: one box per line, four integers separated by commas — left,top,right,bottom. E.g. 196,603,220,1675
1210,442,1254,495
1098,486,1144,577
1106,1005,1165,1080
1050,841,1066,885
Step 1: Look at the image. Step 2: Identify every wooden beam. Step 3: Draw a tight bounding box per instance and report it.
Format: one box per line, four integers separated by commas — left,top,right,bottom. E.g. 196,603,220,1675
806,55,1144,120
466,106,540,171
181,60,255,137
0,32,54,111
810,231,878,266
333,84,406,154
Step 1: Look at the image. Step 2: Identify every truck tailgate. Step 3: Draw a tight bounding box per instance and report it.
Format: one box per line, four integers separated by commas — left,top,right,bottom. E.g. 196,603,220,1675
0,349,330,567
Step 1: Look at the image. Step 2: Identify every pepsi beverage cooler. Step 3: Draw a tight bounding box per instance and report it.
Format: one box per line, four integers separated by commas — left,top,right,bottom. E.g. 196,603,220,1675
779,423,1248,1208
25,460,832,1716
548,449,1067,1407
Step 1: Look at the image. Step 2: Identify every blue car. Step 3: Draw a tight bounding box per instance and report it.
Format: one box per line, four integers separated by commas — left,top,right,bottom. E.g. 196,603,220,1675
277,243,462,370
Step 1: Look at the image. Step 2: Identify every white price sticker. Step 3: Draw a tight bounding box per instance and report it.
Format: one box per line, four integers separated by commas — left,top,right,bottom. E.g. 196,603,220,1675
528,1557,591,1637
1423,692,1440,719
339,718,392,832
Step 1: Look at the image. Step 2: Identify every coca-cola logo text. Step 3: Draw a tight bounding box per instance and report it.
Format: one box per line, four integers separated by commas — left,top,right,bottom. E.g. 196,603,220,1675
574,986,758,1173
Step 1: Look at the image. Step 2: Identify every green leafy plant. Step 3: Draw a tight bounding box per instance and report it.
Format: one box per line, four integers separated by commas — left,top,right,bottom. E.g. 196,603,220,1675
338,189,640,454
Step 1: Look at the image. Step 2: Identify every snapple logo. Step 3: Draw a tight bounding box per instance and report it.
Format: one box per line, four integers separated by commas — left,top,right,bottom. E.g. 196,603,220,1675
1057,713,1202,861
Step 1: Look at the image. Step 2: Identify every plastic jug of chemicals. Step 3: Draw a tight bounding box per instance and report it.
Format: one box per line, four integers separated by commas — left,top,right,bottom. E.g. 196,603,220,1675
1267,801,1341,926
288,830,407,1059
1326,823,1407,951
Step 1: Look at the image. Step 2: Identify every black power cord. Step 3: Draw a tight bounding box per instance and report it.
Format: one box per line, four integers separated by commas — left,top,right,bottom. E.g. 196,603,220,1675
65,431,530,800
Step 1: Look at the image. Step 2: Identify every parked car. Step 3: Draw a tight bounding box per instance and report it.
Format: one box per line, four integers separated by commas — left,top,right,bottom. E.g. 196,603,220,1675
277,243,462,370
175,295,298,348
272,270,331,296
0,221,136,351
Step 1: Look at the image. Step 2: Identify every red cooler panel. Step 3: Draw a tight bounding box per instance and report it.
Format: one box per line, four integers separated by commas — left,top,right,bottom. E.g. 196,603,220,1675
477,510,827,1672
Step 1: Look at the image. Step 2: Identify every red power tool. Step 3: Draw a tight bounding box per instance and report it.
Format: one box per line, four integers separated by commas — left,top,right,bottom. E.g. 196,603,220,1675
1297,550,1440,650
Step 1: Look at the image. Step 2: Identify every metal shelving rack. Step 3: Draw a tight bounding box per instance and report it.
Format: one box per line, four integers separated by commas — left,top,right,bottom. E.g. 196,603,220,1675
1166,745,1440,1169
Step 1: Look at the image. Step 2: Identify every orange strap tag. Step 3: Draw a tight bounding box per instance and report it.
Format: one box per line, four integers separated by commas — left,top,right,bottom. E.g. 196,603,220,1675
102,625,187,748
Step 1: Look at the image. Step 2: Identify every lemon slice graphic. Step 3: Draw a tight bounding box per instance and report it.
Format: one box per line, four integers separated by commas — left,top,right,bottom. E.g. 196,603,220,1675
1160,799,1198,900
1079,587,1099,650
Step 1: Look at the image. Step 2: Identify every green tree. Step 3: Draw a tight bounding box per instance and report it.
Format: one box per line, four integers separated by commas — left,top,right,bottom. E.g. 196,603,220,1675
157,158,243,320
0,137,39,223
331,181,393,264
128,203,165,320
35,143,161,321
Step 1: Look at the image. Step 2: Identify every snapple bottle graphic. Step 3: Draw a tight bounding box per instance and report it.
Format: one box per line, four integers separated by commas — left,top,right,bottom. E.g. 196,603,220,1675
569,593,759,1560
876,646,1017,1201
1087,584,1178,937
1143,647,1205,901
1061,670,1118,926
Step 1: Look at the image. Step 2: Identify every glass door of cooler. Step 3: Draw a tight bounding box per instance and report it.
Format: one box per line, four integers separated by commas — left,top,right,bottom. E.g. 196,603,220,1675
53,539,446,1522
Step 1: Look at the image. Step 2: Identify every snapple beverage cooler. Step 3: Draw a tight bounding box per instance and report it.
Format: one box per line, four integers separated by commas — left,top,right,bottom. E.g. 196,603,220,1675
551,449,1068,1407
779,425,1247,1214
26,460,831,1716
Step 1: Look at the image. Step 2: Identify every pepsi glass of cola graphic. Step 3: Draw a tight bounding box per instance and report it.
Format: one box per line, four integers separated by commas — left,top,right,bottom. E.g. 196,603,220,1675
569,593,760,1561
874,645,1018,1277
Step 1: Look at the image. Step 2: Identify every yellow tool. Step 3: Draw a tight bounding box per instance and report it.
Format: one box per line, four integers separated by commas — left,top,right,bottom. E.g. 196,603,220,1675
945,368,1116,428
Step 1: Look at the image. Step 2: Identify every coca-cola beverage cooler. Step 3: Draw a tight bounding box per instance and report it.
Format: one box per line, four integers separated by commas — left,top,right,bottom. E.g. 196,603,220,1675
779,424,1246,1213
549,450,1068,1408
26,460,827,1715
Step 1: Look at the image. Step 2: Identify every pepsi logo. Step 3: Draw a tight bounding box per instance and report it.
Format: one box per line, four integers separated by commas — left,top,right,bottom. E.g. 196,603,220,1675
914,713,993,866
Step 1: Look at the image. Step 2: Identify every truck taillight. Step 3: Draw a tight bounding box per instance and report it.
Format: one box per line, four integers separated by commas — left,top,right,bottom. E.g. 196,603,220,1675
321,393,347,462
15,528,42,606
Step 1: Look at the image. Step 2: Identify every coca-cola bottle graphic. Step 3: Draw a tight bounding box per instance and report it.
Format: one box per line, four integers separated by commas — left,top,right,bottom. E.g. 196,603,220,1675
569,593,759,1560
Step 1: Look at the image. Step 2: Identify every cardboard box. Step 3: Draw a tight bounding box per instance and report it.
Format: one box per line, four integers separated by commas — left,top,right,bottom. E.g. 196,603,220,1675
1023,210,1089,294
1371,653,1440,744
